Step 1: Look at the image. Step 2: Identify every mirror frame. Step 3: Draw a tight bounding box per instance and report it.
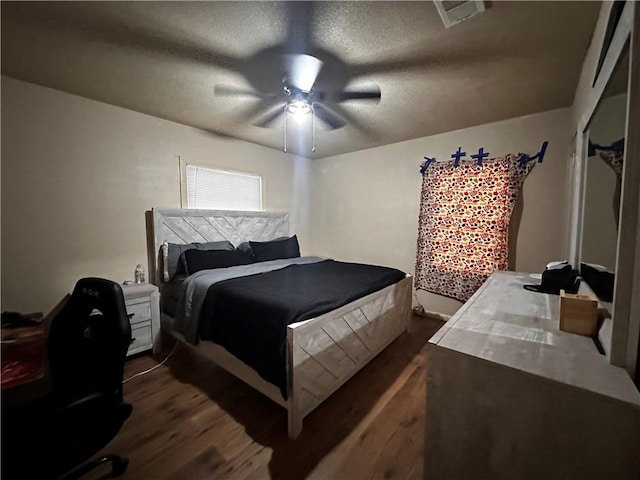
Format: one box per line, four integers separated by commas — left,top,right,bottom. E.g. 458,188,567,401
570,1,639,383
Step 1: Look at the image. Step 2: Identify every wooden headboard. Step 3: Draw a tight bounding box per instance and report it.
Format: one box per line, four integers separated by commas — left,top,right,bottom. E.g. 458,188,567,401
146,208,289,285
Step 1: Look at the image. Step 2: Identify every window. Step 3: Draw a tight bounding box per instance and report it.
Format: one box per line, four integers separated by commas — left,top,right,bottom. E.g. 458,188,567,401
184,164,262,211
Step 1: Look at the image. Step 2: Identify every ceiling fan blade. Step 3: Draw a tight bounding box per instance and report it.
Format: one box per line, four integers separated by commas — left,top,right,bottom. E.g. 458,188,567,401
336,89,382,102
3,3,244,73
232,100,277,126
214,85,263,97
313,104,345,130
214,85,281,102
330,104,377,138
348,55,431,78
253,105,285,128
348,44,512,79
284,54,323,92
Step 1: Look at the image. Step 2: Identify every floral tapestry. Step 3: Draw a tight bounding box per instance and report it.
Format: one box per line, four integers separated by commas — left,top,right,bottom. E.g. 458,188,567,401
599,150,624,228
415,154,535,302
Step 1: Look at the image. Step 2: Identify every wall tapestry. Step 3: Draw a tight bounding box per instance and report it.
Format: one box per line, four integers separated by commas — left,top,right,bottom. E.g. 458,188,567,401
415,150,540,302
595,139,625,228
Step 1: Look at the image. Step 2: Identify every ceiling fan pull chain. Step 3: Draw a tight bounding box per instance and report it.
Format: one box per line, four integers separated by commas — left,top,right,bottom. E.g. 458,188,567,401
283,104,288,153
311,104,317,153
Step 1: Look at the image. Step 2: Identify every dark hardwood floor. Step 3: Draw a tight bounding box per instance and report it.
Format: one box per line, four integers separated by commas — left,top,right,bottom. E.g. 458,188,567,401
93,315,444,479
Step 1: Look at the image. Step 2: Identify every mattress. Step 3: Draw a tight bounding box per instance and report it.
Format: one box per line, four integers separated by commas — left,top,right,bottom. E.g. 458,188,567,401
195,259,406,397
160,275,186,318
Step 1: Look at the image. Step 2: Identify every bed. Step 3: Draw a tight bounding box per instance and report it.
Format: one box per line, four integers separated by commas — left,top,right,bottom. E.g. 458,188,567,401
146,208,412,438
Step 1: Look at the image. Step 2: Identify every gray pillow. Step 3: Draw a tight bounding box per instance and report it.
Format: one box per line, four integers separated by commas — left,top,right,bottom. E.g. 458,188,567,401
162,241,234,281
236,241,253,256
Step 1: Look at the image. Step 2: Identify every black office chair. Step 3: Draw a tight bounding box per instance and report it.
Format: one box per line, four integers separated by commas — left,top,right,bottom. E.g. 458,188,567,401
2,278,133,479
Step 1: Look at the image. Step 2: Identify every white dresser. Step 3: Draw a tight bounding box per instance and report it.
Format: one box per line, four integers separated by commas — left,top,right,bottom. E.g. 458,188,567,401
122,283,160,356
425,271,640,480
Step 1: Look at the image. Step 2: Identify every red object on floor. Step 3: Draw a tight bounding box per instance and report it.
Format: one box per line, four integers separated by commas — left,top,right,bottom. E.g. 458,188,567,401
1,325,45,390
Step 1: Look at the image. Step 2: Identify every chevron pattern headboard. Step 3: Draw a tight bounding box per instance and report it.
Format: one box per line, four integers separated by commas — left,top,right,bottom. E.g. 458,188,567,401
147,208,289,285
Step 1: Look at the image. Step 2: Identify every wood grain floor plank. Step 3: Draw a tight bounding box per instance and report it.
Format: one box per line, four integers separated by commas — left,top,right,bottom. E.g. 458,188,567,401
328,365,425,480
305,356,423,480
91,315,443,479
368,366,426,479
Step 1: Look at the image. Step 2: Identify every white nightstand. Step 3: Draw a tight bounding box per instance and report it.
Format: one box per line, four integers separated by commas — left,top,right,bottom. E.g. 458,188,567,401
121,283,160,356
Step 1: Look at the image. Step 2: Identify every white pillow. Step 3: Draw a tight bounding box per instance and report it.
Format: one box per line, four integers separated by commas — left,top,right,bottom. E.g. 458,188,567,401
162,242,170,282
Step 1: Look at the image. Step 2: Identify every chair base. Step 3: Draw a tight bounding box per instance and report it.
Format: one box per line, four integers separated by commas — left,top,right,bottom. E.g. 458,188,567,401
58,454,129,480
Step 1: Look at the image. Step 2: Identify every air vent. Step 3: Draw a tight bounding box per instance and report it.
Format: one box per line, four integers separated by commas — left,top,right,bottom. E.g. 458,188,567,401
434,1,485,28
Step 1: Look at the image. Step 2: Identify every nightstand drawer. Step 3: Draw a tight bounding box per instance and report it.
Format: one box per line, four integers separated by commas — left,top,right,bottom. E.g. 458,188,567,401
122,282,159,355
126,301,151,326
128,322,152,355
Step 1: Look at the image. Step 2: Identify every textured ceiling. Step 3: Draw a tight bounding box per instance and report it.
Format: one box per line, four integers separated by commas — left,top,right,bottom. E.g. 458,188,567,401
1,1,600,159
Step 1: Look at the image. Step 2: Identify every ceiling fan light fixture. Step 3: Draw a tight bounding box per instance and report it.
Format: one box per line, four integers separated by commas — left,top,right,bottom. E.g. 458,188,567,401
286,99,312,116
283,98,316,154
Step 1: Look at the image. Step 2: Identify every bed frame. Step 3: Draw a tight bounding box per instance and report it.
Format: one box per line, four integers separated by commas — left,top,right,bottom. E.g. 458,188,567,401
146,208,412,438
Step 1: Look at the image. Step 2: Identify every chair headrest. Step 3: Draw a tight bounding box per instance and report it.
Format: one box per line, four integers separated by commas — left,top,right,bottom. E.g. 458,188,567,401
68,278,128,316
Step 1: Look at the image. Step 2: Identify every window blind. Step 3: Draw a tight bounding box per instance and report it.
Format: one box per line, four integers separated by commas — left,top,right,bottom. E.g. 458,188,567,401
186,165,262,211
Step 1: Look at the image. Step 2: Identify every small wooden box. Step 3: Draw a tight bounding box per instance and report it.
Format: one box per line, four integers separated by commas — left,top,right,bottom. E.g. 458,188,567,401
559,289,599,336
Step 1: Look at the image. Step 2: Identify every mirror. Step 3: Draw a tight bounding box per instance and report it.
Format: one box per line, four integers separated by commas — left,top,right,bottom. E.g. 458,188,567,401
580,45,629,304
571,0,639,386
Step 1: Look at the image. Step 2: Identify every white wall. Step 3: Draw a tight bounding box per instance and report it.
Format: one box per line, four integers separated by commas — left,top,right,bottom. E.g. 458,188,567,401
1,76,575,319
311,108,572,316
1,76,312,314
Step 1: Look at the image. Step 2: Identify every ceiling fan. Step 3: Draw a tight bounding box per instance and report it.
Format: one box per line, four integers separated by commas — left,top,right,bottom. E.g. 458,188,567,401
3,2,498,155
214,53,381,131
212,2,383,152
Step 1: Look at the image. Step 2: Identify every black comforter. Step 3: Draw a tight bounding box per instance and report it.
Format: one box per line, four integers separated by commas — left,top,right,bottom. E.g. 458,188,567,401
198,260,406,398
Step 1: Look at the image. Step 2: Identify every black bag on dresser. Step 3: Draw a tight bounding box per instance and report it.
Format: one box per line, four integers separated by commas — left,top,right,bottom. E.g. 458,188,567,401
523,262,580,295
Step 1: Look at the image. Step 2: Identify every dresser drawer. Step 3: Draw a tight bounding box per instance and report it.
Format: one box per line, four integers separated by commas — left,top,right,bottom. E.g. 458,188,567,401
127,321,152,356
126,300,151,326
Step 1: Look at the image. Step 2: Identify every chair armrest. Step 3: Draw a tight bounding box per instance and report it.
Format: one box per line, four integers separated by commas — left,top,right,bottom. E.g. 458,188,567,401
59,391,107,412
